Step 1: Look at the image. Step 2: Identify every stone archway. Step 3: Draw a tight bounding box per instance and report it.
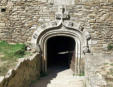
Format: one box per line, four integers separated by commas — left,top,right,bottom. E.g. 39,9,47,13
31,6,91,75
47,36,76,71
31,25,90,75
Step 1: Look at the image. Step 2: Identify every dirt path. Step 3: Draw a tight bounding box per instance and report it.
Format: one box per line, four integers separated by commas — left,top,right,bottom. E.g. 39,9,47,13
31,66,85,87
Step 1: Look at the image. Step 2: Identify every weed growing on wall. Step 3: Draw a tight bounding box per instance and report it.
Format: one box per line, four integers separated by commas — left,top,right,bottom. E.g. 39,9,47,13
107,43,113,51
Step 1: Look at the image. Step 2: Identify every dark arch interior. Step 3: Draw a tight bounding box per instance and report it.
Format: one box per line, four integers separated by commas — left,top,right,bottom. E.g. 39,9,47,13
47,36,75,68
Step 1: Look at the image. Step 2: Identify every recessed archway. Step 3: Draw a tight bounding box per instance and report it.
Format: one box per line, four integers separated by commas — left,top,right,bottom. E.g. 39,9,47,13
31,19,91,75
47,36,75,70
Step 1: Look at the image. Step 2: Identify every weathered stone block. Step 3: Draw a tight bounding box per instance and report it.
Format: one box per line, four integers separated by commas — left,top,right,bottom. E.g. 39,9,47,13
0,23,5,27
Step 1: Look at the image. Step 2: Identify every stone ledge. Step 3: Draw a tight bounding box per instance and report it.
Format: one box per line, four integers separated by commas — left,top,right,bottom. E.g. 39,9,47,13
0,53,41,87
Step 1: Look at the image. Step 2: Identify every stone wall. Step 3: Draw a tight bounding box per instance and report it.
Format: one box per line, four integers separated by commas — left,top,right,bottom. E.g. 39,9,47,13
0,0,113,54
0,0,113,87
0,53,41,87
96,61,113,87
85,53,113,87
0,0,56,43
68,2,113,54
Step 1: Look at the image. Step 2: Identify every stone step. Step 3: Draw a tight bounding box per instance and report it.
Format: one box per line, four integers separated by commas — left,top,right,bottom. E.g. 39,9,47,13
47,82,84,87
31,69,85,87
50,81,83,85
51,77,74,80
56,75,73,77
51,78,78,83
51,77,83,81
47,83,69,87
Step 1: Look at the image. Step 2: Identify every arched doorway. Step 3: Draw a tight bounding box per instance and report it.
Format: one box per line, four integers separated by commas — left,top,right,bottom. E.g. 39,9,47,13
47,36,75,71
31,21,90,75
31,6,91,75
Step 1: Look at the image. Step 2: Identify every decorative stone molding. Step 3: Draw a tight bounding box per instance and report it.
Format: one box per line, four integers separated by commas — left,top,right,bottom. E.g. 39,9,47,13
41,24,47,29
31,5,91,74
51,21,57,26
84,30,91,40
83,46,89,54
68,22,74,27
79,23,85,31
33,33,38,39
55,6,69,20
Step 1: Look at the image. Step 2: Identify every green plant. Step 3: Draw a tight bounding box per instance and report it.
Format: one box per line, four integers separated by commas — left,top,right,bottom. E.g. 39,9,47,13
0,40,27,61
79,72,85,76
0,41,31,75
110,63,113,66
104,63,109,65
73,72,85,76
107,43,113,51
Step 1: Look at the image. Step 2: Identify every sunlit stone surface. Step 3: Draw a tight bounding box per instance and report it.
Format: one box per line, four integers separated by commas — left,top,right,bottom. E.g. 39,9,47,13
48,0,75,5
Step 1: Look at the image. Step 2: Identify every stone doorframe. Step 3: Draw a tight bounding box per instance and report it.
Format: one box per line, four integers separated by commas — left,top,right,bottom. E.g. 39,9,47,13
31,6,91,75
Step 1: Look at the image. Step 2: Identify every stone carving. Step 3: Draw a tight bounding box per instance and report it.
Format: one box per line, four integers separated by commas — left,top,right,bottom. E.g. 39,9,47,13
83,46,89,54
68,22,74,27
33,33,38,39
79,23,85,31
84,31,91,40
55,14,62,19
30,1,91,78
55,6,69,20
63,12,70,19
41,24,46,29
51,21,57,26
86,34,91,40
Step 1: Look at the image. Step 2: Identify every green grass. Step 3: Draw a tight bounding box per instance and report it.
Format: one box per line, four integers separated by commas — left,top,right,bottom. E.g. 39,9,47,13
73,72,85,76
104,63,109,65
110,64,113,66
0,41,27,61
79,72,85,76
0,41,30,75
107,43,113,51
